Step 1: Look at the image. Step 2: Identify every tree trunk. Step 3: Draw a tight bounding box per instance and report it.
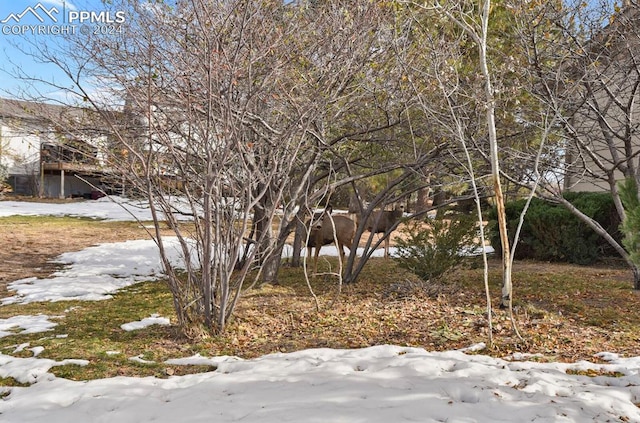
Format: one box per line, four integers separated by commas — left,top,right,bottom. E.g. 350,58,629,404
475,0,512,309
262,243,284,284
633,265,640,290
253,204,270,265
495,178,512,309
291,217,304,267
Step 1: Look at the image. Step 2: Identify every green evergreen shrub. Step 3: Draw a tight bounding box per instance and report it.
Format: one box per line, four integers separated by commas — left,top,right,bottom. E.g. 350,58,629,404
488,192,621,264
618,178,640,267
395,215,480,282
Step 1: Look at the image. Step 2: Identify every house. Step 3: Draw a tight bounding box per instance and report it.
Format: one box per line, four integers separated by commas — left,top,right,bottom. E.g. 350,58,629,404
0,98,112,198
562,3,640,193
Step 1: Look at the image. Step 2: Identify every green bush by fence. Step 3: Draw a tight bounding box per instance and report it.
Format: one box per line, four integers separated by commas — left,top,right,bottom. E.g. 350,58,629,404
488,192,621,265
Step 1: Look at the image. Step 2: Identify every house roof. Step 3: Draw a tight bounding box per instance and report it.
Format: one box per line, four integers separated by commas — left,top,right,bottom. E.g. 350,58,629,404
1,98,63,121
0,98,95,124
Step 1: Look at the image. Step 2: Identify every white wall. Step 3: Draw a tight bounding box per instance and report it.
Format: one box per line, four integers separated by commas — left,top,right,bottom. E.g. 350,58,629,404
0,121,46,176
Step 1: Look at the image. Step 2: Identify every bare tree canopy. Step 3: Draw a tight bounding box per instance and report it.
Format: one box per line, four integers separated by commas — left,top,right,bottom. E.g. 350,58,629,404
517,1,640,287
4,0,453,334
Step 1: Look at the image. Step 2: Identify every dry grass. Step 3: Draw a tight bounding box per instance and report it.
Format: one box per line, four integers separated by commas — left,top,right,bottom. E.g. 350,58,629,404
1,213,640,382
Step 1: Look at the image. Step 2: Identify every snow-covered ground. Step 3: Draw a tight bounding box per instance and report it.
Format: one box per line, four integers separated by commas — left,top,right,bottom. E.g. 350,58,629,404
0,196,157,221
1,198,639,422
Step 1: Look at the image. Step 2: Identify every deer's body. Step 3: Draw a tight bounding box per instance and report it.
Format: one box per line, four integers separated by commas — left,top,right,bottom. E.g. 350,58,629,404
364,205,404,258
306,208,356,274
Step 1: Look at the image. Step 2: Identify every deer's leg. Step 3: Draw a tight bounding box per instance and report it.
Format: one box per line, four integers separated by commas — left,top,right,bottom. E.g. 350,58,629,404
384,236,390,259
314,246,321,274
338,242,346,265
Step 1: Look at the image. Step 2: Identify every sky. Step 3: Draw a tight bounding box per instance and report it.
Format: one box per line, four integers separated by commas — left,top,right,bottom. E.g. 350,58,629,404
1,198,640,421
0,0,121,99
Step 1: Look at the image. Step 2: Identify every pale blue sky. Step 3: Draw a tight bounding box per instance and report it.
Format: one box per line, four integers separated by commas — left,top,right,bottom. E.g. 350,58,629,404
0,0,113,100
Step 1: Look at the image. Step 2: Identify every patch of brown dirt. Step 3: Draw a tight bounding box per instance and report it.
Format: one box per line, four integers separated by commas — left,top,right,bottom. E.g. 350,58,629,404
0,217,156,297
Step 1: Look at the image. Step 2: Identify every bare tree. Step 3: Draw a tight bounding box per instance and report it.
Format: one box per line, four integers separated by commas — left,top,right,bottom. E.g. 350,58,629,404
256,1,455,286
9,0,440,333
399,0,518,316
254,0,412,284
519,1,640,288
100,0,326,334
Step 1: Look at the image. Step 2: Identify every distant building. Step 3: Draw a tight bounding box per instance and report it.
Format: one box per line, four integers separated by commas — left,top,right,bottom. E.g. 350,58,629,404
563,4,640,193
0,98,111,198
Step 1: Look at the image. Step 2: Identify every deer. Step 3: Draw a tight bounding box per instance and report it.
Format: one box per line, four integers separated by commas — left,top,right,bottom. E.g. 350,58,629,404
363,205,404,258
306,206,356,274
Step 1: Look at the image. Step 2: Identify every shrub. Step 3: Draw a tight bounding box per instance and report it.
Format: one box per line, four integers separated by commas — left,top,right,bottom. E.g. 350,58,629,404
488,193,621,264
618,178,640,267
395,215,480,282
0,164,11,197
